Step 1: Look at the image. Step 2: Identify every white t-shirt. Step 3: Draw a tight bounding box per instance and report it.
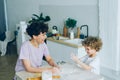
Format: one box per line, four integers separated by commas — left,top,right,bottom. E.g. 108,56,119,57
80,54,100,75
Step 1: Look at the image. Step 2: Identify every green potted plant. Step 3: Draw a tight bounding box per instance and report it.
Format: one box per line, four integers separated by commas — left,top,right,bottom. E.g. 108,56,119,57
28,13,51,24
65,18,77,29
65,18,77,39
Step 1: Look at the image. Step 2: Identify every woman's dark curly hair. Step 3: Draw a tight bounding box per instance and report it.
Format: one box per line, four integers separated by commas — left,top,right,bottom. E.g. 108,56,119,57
82,36,102,52
26,22,48,37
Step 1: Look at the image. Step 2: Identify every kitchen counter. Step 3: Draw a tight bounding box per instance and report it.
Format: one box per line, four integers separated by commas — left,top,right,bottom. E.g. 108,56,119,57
47,37,86,62
15,63,104,80
47,37,83,48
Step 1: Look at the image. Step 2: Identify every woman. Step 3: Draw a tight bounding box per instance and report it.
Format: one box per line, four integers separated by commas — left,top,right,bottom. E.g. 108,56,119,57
14,22,59,79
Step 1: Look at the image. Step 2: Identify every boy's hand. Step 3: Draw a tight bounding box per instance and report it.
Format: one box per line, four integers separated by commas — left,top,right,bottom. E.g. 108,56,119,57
71,53,79,63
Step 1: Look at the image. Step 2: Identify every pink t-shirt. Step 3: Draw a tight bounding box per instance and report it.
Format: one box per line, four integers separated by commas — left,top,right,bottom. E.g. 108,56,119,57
15,41,49,72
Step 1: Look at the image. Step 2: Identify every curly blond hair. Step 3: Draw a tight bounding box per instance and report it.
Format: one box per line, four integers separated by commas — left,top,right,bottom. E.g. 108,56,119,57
82,36,102,52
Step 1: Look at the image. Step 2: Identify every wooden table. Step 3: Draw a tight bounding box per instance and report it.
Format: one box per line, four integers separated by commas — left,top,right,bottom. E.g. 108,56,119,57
15,63,104,80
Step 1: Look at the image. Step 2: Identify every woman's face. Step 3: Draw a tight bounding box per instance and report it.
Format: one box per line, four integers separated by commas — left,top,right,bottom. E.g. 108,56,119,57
84,46,96,56
35,32,47,44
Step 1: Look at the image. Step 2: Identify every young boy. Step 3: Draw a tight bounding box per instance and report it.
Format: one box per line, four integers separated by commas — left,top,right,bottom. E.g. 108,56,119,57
71,36,102,74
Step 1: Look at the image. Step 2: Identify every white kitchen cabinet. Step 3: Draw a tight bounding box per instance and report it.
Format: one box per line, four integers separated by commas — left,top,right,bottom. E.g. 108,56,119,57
47,39,86,63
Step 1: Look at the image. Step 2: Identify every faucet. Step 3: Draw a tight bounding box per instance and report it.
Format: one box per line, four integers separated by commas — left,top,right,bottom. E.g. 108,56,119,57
80,25,88,38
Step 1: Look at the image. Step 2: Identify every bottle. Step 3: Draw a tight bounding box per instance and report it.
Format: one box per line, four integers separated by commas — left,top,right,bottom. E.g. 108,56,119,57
63,24,68,37
77,27,80,38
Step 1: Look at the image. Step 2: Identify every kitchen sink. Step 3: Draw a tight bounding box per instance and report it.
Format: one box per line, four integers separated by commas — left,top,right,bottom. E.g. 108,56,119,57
63,38,83,45
58,36,69,40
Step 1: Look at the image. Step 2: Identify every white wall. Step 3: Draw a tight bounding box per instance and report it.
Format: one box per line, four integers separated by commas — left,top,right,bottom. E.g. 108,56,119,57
6,0,99,36
6,0,40,30
39,0,99,36
117,0,120,71
39,0,97,5
39,5,98,36
99,0,120,71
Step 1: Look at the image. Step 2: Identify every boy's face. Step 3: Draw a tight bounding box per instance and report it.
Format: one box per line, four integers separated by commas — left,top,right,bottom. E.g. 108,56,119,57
34,32,47,44
84,46,96,56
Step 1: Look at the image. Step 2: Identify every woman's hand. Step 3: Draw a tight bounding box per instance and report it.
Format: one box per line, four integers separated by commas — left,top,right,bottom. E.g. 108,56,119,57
54,65,60,69
50,67,60,74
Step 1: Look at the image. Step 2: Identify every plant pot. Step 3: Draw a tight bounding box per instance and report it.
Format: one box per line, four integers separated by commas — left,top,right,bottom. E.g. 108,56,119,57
69,29,74,39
